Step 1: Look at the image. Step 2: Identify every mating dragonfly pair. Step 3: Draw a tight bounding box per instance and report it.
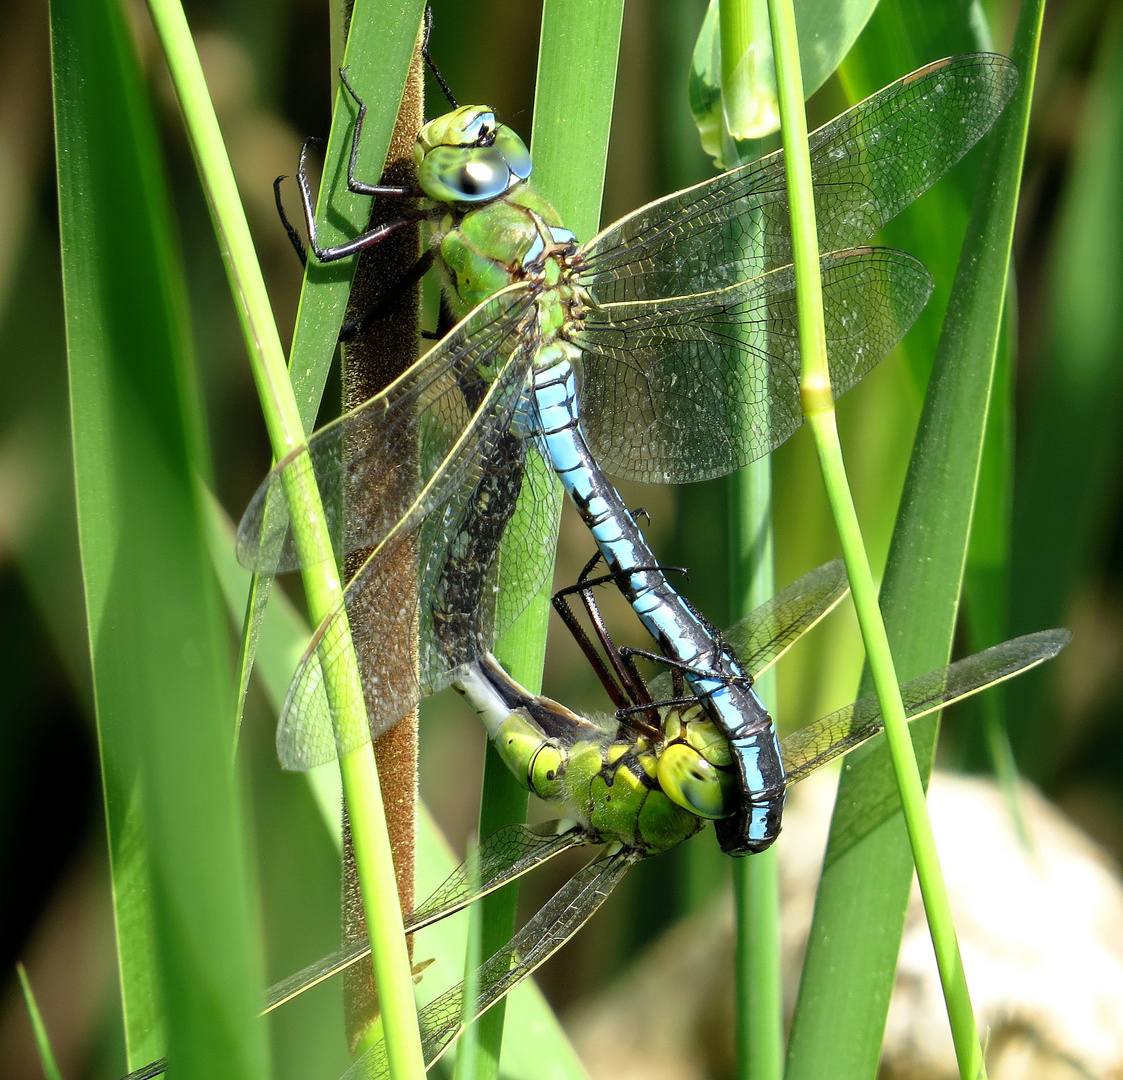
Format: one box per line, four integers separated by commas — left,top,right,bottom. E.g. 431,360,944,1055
124,47,1070,1080
128,556,1065,1080
241,49,1025,852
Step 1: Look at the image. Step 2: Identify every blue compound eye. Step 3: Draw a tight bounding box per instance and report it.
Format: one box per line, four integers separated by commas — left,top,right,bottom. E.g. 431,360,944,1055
419,144,513,202
492,126,532,180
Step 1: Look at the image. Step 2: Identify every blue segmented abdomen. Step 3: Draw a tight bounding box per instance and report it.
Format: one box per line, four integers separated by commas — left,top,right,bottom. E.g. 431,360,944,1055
529,341,786,853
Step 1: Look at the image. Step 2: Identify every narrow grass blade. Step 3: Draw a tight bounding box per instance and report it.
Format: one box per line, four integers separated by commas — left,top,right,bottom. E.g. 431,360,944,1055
51,0,268,1074
962,307,1025,831
714,5,781,1076
16,965,64,1080
786,5,1048,1080
287,0,428,423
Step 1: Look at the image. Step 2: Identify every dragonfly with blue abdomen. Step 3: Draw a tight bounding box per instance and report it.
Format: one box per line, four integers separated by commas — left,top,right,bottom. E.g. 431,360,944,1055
116,556,1070,1080
238,52,1019,853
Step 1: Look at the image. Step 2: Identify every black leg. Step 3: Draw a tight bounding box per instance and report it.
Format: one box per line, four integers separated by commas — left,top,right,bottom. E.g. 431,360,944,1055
337,68,426,200
275,67,430,266
421,5,459,109
617,696,698,719
618,645,753,691
552,554,635,713
552,554,698,737
552,555,697,709
553,563,692,596
572,554,653,707
275,174,308,266
292,134,425,263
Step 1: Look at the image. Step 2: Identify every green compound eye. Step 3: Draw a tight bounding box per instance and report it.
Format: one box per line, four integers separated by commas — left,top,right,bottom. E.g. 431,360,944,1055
419,144,514,202
416,109,532,203
656,743,738,820
491,126,531,180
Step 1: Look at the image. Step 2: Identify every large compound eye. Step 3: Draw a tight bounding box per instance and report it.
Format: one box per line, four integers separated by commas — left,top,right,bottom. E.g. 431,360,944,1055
657,743,738,820
419,144,512,202
492,126,532,180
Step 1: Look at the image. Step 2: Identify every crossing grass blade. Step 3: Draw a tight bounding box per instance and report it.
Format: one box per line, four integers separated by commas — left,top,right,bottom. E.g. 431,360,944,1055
17,965,64,1080
146,0,429,1074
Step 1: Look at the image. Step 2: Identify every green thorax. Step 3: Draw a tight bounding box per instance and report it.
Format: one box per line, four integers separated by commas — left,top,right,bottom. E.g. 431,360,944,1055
563,726,707,854
430,188,576,318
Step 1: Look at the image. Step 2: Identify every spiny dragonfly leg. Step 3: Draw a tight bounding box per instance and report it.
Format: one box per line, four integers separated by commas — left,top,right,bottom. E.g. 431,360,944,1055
273,174,311,266
568,548,691,718
273,171,434,335
617,644,754,697
274,127,434,336
552,552,690,736
616,695,698,718
552,552,637,713
421,5,459,109
273,145,422,265
336,67,426,200
274,67,426,266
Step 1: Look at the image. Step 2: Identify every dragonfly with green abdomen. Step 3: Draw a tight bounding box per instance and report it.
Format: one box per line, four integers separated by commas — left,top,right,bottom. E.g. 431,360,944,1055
238,51,1018,853
267,563,1069,1080
117,557,1070,1080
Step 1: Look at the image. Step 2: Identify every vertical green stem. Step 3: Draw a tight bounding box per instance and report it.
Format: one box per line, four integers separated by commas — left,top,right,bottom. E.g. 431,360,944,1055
459,591,548,1080
459,3,624,1076
729,464,782,1080
720,3,783,1074
734,844,782,1080
144,1,425,1076
804,418,986,1080
766,1,987,1078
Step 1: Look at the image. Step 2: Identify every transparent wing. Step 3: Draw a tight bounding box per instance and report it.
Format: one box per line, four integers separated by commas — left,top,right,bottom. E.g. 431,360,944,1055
275,442,562,770
646,560,848,702
342,849,638,1080
235,284,536,575
724,559,849,674
781,629,1072,785
581,54,1018,301
579,247,931,483
262,822,587,1014
118,1060,167,1080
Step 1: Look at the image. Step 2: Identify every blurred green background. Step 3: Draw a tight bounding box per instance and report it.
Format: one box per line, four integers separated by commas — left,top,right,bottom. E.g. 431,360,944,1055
2,0,1121,1076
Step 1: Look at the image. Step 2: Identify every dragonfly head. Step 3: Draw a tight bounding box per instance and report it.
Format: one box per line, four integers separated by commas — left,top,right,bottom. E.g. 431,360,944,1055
415,106,533,204
657,712,739,821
